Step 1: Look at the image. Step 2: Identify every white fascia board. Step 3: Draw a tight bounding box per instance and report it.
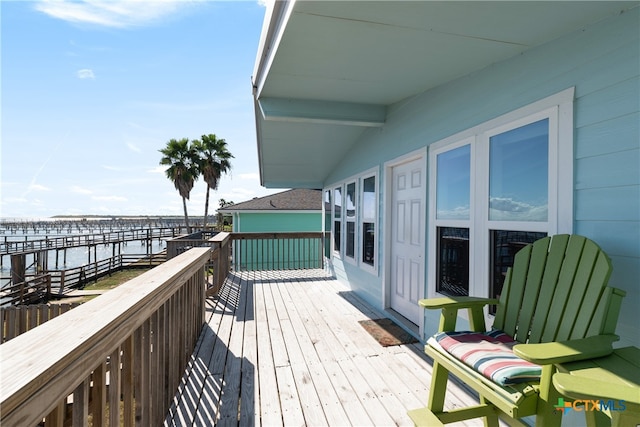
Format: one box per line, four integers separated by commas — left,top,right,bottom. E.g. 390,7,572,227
259,97,386,127
252,0,296,98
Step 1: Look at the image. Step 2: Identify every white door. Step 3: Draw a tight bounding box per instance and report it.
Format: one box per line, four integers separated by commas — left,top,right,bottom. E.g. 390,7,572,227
390,158,425,324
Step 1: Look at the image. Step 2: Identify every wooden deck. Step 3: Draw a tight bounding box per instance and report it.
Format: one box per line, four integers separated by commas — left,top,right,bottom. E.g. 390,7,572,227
165,269,480,426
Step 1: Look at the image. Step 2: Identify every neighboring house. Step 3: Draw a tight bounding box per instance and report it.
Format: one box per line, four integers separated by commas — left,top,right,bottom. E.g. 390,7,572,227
251,1,639,348
218,188,322,232
218,189,322,270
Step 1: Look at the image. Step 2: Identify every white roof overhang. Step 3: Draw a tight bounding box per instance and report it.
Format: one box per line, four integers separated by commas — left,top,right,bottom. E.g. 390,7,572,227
252,0,636,188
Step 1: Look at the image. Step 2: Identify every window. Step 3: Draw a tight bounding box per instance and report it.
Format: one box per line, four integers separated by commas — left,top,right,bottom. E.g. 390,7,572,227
361,174,376,270
435,142,471,295
333,186,342,256
345,181,357,261
429,88,574,301
325,169,378,273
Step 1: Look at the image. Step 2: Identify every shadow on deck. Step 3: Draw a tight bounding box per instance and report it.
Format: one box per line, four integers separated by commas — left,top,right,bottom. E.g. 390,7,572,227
165,269,481,426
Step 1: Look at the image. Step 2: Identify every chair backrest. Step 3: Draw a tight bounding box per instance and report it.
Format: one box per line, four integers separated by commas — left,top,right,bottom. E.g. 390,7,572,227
492,234,622,344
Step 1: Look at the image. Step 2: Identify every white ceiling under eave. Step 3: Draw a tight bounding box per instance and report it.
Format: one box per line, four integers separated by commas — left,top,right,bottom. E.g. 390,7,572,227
253,0,637,189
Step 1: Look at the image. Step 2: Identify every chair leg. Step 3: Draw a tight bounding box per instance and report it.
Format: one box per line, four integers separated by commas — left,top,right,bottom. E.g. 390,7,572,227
535,365,563,427
428,361,449,414
479,396,499,427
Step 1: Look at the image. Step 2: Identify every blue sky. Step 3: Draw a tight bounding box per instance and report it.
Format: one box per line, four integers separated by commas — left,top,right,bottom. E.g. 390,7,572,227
2,0,279,219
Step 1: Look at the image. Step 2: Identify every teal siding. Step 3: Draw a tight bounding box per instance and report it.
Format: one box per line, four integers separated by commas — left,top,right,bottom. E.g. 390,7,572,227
325,8,639,346
235,212,321,232
232,212,322,271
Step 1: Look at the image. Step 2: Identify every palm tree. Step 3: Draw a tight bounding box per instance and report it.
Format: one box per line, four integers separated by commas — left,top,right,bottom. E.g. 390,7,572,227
192,134,233,228
217,198,235,231
159,138,199,232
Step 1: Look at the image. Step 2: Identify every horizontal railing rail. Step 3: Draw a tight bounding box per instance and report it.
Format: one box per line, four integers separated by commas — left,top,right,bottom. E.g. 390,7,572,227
230,232,325,271
0,247,211,426
43,252,166,295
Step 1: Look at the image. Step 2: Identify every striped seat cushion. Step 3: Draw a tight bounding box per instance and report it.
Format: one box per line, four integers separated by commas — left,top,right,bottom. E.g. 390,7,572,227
430,330,541,386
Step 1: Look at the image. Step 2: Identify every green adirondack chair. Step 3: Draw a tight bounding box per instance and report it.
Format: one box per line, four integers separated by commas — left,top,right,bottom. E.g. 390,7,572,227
408,234,626,427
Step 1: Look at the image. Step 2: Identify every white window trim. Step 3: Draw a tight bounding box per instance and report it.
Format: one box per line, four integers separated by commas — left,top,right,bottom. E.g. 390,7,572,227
428,88,574,301
325,167,381,272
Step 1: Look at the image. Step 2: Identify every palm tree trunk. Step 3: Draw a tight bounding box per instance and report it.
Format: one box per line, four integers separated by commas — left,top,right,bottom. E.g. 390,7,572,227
182,196,191,233
203,185,210,229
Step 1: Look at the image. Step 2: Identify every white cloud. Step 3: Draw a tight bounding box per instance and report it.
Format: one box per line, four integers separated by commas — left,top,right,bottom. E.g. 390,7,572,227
489,197,547,221
102,165,122,171
127,142,141,153
77,68,95,79
29,183,51,191
92,195,128,202
34,0,203,28
148,166,167,174
71,185,93,195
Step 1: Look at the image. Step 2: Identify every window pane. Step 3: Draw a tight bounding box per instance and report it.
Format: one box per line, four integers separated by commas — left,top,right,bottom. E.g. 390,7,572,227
362,222,375,266
333,187,342,253
490,230,547,304
334,221,341,253
436,227,469,296
324,190,331,257
346,222,355,258
437,145,471,220
489,119,548,221
346,182,356,219
362,176,375,220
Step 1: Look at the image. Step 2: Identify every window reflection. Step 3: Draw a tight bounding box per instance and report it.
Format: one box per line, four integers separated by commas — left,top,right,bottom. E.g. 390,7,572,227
362,176,376,267
334,187,341,253
436,227,469,296
489,119,548,221
437,145,470,220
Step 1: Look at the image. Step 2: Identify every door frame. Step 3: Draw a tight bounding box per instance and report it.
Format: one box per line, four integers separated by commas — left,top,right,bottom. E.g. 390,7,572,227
382,147,427,337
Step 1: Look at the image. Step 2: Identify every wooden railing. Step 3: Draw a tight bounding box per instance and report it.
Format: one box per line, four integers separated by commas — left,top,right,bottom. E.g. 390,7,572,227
230,232,325,271
207,232,231,296
0,232,320,426
0,274,51,306
0,247,211,426
47,252,166,294
1,302,81,343
166,230,218,260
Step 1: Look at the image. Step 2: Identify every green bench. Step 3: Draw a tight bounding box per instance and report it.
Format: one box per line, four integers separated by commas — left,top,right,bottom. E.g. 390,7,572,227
409,235,626,427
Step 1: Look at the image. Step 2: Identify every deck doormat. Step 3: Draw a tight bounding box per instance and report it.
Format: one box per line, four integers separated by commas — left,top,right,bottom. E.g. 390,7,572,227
358,318,418,347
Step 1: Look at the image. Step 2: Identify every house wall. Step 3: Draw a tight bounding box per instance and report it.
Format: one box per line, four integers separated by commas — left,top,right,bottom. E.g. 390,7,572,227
325,8,639,346
233,212,321,232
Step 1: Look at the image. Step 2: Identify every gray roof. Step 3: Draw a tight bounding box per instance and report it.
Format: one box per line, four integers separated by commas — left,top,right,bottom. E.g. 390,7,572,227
218,189,322,212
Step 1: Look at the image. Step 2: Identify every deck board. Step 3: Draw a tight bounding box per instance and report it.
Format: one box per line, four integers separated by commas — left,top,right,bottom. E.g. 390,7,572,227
165,269,484,426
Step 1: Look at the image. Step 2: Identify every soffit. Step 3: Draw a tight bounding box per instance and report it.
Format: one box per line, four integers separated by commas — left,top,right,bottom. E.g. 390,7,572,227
255,1,636,188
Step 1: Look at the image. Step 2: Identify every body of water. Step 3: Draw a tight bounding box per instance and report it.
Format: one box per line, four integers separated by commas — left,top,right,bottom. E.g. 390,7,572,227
1,222,169,278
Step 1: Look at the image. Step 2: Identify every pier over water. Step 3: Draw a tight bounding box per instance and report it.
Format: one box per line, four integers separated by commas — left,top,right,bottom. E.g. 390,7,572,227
0,218,205,303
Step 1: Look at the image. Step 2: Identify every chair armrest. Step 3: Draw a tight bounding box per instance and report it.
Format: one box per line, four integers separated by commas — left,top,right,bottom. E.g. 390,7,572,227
553,373,640,406
418,296,498,310
513,334,619,365
419,296,499,332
